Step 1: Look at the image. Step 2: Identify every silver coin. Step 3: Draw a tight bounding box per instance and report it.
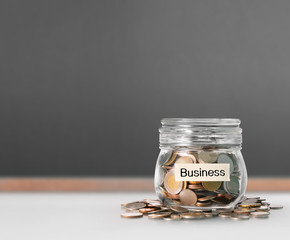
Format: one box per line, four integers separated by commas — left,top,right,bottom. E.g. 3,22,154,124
270,205,283,210
198,151,218,163
224,176,240,195
217,154,234,174
251,212,270,218
231,214,250,220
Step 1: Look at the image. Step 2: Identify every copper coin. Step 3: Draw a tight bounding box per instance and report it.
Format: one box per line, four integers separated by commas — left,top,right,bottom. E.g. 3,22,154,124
179,189,197,206
138,208,159,213
120,212,143,218
188,184,204,190
148,212,172,219
198,194,216,202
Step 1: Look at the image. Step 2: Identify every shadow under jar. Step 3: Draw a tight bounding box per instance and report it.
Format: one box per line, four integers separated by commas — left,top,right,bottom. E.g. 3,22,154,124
154,118,247,210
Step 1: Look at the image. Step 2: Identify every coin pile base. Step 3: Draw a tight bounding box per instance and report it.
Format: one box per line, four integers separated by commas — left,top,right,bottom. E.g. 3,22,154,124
120,197,283,221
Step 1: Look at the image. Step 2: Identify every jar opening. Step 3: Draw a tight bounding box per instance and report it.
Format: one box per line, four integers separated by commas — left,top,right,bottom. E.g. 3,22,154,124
159,118,242,149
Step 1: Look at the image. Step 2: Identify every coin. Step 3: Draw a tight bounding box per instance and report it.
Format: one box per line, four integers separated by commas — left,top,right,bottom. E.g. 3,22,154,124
270,205,283,209
198,151,218,163
179,189,197,206
170,205,188,213
198,194,216,202
164,214,181,220
202,181,222,191
148,212,172,219
251,212,270,218
175,155,196,164
120,212,143,218
218,212,233,218
224,176,239,195
233,208,254,214
217,154,234,174
125,202,147,210
164,169,184,195
188,184,204,190
189,181,202,184
164,151,178,166
231,214,250,220
239,201,261,208
196,201,212,207
255,206,270,212
139,208,159,213
167,193,180,199
181,212,206,219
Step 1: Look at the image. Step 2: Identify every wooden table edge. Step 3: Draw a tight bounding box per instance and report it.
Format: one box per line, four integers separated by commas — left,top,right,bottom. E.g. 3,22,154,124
0,177,289,192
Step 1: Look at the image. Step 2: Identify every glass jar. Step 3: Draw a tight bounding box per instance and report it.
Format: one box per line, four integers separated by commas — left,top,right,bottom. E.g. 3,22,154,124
154,118,247,210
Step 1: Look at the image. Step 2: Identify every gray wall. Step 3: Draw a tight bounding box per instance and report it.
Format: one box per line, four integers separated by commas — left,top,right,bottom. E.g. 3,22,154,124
1,0,289,177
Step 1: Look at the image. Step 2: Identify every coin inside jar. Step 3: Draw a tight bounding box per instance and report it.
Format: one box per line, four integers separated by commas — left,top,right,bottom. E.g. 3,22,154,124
179,189,197,206
175,154,196,164
164,169,184,195
198,151,218,163
202,181,222,191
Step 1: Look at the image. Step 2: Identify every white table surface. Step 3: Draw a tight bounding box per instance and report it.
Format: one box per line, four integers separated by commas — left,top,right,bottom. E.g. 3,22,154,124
0,192,288,240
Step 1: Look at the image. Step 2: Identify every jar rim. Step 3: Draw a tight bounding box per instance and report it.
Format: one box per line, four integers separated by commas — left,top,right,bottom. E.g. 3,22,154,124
161,118,241,127
159,118,242,149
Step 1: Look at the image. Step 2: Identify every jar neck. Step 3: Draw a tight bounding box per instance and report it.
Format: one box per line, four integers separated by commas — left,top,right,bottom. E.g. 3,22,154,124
159,118,242,150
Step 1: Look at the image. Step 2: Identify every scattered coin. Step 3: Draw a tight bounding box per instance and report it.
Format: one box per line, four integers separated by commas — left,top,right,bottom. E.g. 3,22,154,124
138,208,158,213
270,205,283,209
231,214,250,220
170,205,188,213
181,212,206,219
121,198,282,221
121,212,143,218
125,202,147,210
148,212,172,219
251,212,270,218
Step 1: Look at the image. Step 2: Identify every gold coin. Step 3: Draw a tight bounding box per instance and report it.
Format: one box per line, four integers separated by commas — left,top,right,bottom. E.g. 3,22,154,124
202,181,222,191
164,151,178,166
164,170,184,195
189,181,201,184
179,189,197,206
196,201,212,207
233,208,254,214
239,202,261,208
120,212,143,218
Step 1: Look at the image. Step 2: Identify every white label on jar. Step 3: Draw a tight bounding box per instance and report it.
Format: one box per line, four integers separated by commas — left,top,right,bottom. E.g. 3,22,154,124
174,164,230,181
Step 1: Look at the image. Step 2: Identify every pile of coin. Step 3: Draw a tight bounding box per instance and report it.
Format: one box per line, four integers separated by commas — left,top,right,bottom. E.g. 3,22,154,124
155,150,242,208
120,197,283,220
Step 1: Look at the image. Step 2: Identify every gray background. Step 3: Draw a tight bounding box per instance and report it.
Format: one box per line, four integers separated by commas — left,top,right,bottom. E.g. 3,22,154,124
1,0,289,177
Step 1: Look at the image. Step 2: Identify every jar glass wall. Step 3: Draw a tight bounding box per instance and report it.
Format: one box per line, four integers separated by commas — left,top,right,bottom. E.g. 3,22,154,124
154,118,247,210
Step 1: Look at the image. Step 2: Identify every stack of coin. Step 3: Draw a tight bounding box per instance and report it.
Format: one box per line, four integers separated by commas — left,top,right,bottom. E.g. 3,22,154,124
156,150,241,209
120,197,283,220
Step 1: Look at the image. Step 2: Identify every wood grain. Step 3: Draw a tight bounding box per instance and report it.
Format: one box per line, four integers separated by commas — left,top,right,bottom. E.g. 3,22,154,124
0,177,289,191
